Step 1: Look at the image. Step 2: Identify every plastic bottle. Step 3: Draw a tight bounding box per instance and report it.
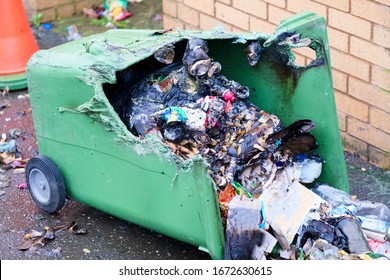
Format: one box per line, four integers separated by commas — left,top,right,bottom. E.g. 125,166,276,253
358,216,390,241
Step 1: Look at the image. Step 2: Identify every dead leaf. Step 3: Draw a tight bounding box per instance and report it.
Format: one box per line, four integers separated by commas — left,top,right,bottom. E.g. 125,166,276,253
30,237,47,251
248,153,260,165
236,145,241,156
236,130,246,136
54,225,68,232
18,236,48,251
244,120,253,132
16,183,28,189
178,145,194,155
17,239,35,251
210,138,218,146
253,144,264,151
191,147,199,154
68,221,88,235
165,141,177,153
43,228,55,240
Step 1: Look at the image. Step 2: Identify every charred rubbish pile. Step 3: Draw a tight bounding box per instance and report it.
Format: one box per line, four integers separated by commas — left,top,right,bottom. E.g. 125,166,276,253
109,38,390,260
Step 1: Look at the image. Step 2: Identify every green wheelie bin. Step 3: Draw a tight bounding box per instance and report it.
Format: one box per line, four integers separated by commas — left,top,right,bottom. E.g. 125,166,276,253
25,12,348,260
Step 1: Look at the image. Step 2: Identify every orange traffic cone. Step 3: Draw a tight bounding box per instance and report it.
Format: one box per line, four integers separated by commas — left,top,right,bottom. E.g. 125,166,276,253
0,0,39,90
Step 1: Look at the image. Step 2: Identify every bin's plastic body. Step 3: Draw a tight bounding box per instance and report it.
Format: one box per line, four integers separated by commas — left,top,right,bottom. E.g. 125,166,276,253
26,12,348,260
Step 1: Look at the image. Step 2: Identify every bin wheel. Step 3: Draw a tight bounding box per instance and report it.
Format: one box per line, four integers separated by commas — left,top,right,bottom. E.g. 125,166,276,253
26,155,66,214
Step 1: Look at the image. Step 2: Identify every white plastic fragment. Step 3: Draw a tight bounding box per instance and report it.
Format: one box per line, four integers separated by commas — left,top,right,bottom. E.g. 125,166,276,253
251,230,278,260
279,249,293,259
181,107,207,132
296,158,322,183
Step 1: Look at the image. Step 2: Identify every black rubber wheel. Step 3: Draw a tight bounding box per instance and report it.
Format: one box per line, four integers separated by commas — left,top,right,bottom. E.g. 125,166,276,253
26,155,66,213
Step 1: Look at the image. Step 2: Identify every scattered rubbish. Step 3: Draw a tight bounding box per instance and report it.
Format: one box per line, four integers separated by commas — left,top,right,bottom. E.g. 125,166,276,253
358,216,390,241
0,190,5,196
67,25,82,41
0,154,11,166
369,239,390,258
299,184,390,259
18,226,53,251
41,23,52,31
304,239,341,260
16,183,28,189
84,0,132,28
1,86,9,97
83,5,105,19
0,139,16,153
104,0,132,21
17,237,44,251
297,219,348,251
11,160,27,169
100,38,390,260
153,14,163,22
17,221,87,251
313,184,390,221
336,216,372,254
24,229,44,239
0,128,30,187
83,248,91,254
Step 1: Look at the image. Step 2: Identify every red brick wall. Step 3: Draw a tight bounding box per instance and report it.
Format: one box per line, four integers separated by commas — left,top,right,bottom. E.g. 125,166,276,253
163,0,390,169
23,0,100,22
